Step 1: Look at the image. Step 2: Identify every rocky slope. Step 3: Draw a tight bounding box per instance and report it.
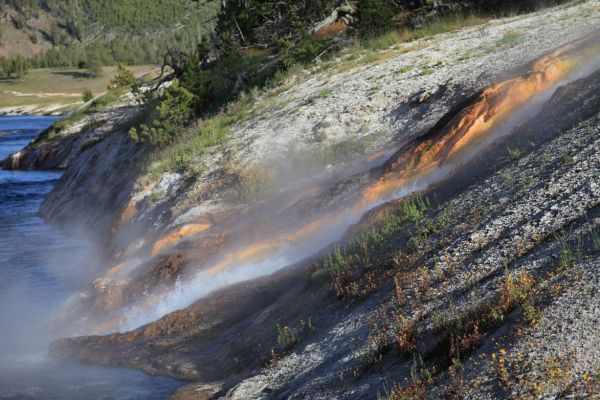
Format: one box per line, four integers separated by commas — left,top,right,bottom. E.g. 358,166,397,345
18,0,600,253
50,45,600,399
4,1,600,399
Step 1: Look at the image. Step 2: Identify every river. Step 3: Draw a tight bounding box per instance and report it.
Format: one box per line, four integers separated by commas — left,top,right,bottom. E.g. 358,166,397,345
0,116,181,399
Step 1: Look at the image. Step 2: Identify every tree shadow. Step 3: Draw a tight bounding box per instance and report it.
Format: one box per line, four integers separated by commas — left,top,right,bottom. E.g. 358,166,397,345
50,70,98,79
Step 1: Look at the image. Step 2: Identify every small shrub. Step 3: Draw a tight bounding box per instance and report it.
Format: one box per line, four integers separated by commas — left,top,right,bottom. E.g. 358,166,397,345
82,88,94,103
561,154,574,165
492,348,510,388
277,324,297,351
110,63,135,88
356,0,395,37
129,83,193,146
283,36,330,67
507,147,522,159
556,234,575,269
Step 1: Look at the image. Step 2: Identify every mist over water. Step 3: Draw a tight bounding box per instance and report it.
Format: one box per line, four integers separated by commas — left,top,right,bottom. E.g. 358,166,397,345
0,116,181,399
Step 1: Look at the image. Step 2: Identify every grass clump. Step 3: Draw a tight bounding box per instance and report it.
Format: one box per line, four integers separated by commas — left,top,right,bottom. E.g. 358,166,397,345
227,162,277,203
497,30,524,47
153,113,236,175
148,92,256,177
313,195,431,298
507,147,522,159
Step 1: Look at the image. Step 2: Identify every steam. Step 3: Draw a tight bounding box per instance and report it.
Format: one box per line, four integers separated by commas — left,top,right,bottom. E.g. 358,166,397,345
103,35,600,332
121,167,448,330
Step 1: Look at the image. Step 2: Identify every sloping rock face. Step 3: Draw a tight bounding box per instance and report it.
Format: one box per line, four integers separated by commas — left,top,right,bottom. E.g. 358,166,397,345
2,106,139,171
50,39,600,399
218,59,600,400
21,107,145,246
19,0,600,257
38,125,143,244
12,1,600,399
21,2,600,331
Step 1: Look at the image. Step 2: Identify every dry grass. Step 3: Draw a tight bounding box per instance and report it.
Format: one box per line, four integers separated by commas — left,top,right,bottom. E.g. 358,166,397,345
0,65,155,110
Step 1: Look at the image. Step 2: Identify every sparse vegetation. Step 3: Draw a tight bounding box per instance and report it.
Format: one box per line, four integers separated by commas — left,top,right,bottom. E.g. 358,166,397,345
147,93,254,175
313,195,431,298
507,147,522,159
497,30,525,47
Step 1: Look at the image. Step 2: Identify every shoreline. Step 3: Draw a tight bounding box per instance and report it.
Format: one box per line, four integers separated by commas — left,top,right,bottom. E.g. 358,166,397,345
0,107,71,117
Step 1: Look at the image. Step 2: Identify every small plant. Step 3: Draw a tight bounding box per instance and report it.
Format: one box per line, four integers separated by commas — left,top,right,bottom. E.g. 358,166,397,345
540,153,551,164
316,87,334,98
507,147,522,160
398,65,413,74
393,314,416,353
277,324,297,351
497,30,524,47
129,83,194,146
445,358,465,399
590,226,600,252
521,301,540,325
520,176,535,188
110,63,136,88
492,348,510,388
561,154,574,165
82,88,94,103
422,65,434,76
323,245,348,275
403,196,430,221
235,162,276,203
360,344,383,367
500,272,535,314
407,354,433,398
269,348,279,366
556,234,574,269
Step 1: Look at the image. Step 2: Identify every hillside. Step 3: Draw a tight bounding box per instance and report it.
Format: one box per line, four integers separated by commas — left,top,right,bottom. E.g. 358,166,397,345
0,0,219,65
2,0,600,399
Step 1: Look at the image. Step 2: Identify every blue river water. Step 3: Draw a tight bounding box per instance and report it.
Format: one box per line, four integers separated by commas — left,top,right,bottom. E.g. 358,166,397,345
0,116,181,399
